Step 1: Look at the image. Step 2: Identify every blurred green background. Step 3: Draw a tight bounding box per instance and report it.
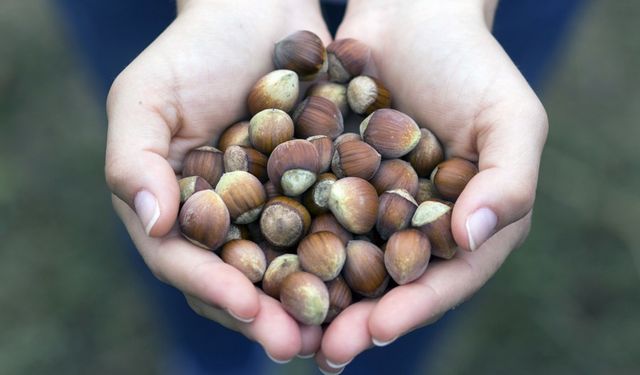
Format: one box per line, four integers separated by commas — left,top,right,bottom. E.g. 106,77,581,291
1,0,638,374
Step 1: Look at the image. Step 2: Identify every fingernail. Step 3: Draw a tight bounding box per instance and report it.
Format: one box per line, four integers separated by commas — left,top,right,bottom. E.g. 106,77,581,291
327,359,351,369
134,190,160,235
265,351,291,364
319,367,344,375
296,352,316,359
372,336,397,347
465,207,497,251
226,308,255,324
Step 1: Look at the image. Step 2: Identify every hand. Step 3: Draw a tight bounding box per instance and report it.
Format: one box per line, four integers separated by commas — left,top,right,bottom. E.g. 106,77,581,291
105,0,331,362
316,0,548,371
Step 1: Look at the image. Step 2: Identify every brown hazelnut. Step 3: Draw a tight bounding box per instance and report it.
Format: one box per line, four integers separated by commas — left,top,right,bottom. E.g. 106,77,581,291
328,177,379,234
360,109,421,158
273,30,327,81
347,76,391,115
262,253,301,298
342,240,389,298
247,69,299,115
182,146,224,187
223,224,250,244
178,176,212,204
259,196,311,249
179,190,230,251
223,145,268,182
376,189,419,240
430,157,478,201
384,229,431,285
415,178,441,204
411,199,457,259
307,135,334,173
217,121,250,152
405,128,444,177
333,132,361,147
292,96,344,139
297,231,347,281
324,276,352,323
215,171,266,224
370,159,419,197
306,82,349,116
326,38,370,83
220,239,267,283
309,213,353,245
248,108,294,155
303,173,337,216
267,139,320,196
280,271,329,325
331,139,381,180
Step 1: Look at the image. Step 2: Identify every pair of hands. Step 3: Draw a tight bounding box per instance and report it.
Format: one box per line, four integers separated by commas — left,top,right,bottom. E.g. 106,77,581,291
106,0,548,372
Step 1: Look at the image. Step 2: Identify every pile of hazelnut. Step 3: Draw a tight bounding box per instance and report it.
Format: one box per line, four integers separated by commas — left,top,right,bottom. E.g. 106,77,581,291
177,31,478,326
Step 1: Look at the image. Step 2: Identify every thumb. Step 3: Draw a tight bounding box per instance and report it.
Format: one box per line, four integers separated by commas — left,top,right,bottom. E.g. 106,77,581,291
105,74,181,237
451,101,548,251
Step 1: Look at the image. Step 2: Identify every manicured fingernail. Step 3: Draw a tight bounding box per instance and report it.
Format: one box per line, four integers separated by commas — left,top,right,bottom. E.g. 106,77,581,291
225,308,255,324
319,367,344,375
327,359,351,369
296,352,316,359
465,207,497,251
134,190,160,235
372,336,397,347
265,351,291,364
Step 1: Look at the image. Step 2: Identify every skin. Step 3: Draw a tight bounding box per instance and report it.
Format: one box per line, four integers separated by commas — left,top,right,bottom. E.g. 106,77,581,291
105,0,548,370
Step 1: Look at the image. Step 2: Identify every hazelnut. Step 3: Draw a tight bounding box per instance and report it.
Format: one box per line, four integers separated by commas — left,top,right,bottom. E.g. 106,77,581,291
262,253,301,298
179,190,230,251
376,189,419,240
248,108,294,155
223,145,268,182
178,176,212,205
217,121,251,152
247,69,299,115
292,96,344,139
309,213,353,245
328,177,379,234
415,178,441,204
342,240,389,298
326,38,370,83
263,180,281,201
303,173,337,216
267,139,320,196
411,199,457,259
215,171,266,224
259,196,311,249
223,224,250,244
273,30,327,81
430,157,478,201
384,229,431,285
405,128,444,177
324,276,352,323
306,82,349,116
297,231,346,281
280,271,329,325
347,76,391,115
333,132,361,147
360,109,421,158
307,135,334,173
369,159,419,197
182,146,224,187
331,139,381,180
220,240,267,283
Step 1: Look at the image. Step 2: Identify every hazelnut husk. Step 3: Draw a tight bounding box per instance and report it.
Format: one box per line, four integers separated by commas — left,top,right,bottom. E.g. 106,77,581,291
370,159,419,197
324,276,352,323
307,135,334,173
430,157,478,201
303,173,337,216
411,199,457,259
384,229,431,285
326,38,370,83
247,69,299,115
267,139,320,196
309,213,353,246
182,146,224,187
297,231,347,281
262,253,301,298
306,82,349,116
248,108,295,155
347,76,391,115
280,271,329,325
405,128,444,177
331,139,381,180
178,176,212,205
223,145,268,182
220,239,267,283
273,30,327,81
217,121,251,152
328,177,379,234
376,189,419,240
360,108,421,158
259,196,311,249
179,190,230,251
292,96,344,139
215,171,266,224
416,178,441,204
342,240,389,298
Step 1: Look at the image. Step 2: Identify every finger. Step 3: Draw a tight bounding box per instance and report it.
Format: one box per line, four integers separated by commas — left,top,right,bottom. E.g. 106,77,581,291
186,293,303,363
452,99,548,250
368,214,531,344
113,196,260,322
298,324,323,358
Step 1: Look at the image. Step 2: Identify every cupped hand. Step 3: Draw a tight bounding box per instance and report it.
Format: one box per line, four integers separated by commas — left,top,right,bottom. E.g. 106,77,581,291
105,0,329,362
317,0,548,371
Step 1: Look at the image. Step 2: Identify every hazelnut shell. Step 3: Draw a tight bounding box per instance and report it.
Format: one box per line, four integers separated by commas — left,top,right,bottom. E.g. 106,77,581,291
273,30,327,81
220,240,267,283
292,96,344,139
430,157,478,201
179,190,230,251
384,229,431,285
280,271,329,325
328,177,379,234
182,146,224,187
331,139,381,180
342,240,389,298
247,69,299,115
411,199,457,259
297,231,347,281
370,159,419,197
